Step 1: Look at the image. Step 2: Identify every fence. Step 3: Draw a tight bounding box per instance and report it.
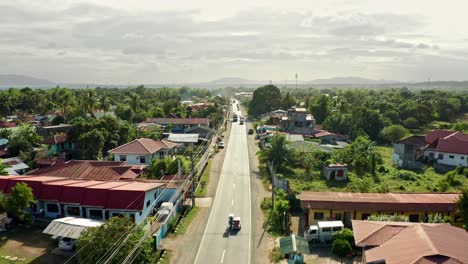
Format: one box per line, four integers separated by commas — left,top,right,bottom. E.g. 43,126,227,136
152,197,183,248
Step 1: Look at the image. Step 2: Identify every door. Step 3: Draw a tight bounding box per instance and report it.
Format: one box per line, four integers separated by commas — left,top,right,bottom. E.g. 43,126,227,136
344,211,352,228
330,171,335,180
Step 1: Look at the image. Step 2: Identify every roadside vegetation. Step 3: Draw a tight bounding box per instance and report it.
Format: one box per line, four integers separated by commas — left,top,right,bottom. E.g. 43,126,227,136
195,160,211,197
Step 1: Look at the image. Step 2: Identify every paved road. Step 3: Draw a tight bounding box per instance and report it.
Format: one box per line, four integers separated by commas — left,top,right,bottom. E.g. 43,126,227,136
194,100,251,264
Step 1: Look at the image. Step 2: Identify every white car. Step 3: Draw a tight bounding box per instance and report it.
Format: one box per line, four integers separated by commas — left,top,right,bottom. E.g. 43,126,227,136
58,237,77,250
217,142,225,149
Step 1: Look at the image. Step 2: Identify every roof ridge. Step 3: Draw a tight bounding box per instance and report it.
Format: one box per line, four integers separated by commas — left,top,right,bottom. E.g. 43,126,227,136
108,138,139,153
443,131,459,140
418,225,439,255
137,138,153,153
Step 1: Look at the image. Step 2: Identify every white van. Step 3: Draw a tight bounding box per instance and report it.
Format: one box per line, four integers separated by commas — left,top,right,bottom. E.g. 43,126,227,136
304,221,344,243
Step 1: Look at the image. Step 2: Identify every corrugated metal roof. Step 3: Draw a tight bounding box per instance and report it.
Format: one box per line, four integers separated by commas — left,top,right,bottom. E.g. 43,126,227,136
300,192,459,212
168,133,199,143
42,217,103,239
279,234,310,255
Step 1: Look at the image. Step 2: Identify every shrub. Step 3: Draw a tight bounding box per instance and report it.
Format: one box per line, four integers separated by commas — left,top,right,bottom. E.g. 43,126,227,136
403,117,419,129
261,197,273,210
270,247,282,263
331,228,355,246
332,239,352,260
398,170,419,181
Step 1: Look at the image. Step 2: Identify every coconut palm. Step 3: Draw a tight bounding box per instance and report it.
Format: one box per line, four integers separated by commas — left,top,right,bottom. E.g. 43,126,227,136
258,134,295,172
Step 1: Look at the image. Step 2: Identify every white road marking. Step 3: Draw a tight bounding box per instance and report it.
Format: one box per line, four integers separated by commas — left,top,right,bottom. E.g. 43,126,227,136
221,249,226,263
232,199,234,206
233,184,236,189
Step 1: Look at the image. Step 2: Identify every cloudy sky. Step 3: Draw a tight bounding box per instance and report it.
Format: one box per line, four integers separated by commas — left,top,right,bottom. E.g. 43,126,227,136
2,0,468,84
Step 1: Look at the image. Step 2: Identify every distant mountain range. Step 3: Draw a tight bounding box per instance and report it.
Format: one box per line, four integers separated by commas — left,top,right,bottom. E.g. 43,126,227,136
1,74,468,89
0,74,56,87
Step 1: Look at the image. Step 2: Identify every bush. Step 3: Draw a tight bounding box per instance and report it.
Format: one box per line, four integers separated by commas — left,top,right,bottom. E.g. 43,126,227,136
403,117,419,129
332,239,352,260
331,228,355,246
261,197,273,210
398,170,419,181
270,247,282,263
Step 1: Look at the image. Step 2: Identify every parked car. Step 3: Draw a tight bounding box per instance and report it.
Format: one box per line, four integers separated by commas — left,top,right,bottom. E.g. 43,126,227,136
58,237,77,250
239,120,244,125
248,129,254,134
217,142,225,148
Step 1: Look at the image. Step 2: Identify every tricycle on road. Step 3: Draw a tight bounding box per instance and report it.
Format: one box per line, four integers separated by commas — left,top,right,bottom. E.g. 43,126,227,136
228,214,241,231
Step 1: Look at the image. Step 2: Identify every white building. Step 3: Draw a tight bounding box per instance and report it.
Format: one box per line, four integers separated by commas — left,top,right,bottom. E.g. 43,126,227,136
109,138,178,165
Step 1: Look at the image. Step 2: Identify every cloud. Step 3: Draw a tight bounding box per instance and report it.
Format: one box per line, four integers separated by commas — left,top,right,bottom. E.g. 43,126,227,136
0,1,466,83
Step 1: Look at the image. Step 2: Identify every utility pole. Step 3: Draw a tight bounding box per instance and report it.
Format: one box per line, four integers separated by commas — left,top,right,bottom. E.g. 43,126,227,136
295,73,298,89
190,148,195,207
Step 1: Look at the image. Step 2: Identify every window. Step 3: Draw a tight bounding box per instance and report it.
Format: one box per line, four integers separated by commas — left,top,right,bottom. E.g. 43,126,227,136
89,209,103,220
361,213,371,220
429,152,434,158
449,155,455,159
67,206,80,216
321,227,332,232
334,213,342,220
438,153,443,159
154,192,158,200
314,212,324,220
409,214,419,222
139,156,146,163
119,155,126,162
146,200,151,207
332,227,343,232
47,203,59,213
462,156,465,159
129,213,135,222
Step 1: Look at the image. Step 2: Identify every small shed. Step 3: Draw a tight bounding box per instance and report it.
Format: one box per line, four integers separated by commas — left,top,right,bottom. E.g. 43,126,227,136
322,163,348,181
279,234,310,256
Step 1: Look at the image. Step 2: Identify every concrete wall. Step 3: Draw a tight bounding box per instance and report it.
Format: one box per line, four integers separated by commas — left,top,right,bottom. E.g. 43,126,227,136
424,150,468,167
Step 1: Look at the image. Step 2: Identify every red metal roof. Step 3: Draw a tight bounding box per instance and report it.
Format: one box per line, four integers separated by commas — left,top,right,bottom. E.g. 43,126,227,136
28,160,140,181
81,182,129,208
425,130,455,144
300,192,459,212
108,138,177,155
5,176,67,197
59,180,104,204
39,179,84,201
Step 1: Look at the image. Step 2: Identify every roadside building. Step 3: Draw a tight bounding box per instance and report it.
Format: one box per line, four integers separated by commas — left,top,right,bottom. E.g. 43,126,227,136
0,175,165,224
109,138,178,165
167,133,199,149
280,106,315,135
299,191,459,227
392,135,426,170
146,117,210,133
41,134,75,160
322,163,348,181
28,160,143,181
352,220,468,264
184,125,213,139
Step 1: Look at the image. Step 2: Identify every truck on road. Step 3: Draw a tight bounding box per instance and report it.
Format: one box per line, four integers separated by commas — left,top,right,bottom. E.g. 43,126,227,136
303,221,344,243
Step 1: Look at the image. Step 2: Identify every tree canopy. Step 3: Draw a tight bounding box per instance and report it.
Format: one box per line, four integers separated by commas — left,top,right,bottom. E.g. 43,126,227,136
248,85,281,116
77,217,155,264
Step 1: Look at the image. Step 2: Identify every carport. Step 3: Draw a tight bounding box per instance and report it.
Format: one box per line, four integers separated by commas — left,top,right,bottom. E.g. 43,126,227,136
42,217,103,239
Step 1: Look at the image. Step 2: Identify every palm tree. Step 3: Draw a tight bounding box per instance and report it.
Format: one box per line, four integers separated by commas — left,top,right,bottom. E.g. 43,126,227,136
258,134,295,172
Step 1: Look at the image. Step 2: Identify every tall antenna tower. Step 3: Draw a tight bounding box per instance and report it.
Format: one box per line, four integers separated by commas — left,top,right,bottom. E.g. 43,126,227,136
295,73,298,89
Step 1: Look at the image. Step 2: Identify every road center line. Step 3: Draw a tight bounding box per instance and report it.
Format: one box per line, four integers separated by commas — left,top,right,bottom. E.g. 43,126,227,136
233,184,235,189
221,249,226,263
231,199,234,206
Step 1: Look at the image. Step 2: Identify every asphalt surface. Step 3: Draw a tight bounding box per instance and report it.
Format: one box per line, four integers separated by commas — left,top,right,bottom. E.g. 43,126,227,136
194,100,252,264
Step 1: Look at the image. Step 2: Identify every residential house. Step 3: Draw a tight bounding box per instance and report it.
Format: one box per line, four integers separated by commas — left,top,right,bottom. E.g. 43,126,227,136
36,124,72,139
424,130,468,169
322,163,348,181
393,130,468,170
0,176,165,224
313,130,349,144
167,133,199,150
280,106,315,135
352,220,468,264
260,110,288,125
0,138,8,158
184,125,212,140
392,135,426,169
300,191,459,227
92,110,116,119
2,157,29,175
108,138,178,165
28,160,143,181
41,134,75,160
146,118,210,133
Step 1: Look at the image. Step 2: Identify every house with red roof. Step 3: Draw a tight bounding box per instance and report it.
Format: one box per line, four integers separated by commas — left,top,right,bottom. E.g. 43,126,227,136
146,117,210,133
393,130,468,170
352,220,468,264
0,175,165,223
108,138,178,165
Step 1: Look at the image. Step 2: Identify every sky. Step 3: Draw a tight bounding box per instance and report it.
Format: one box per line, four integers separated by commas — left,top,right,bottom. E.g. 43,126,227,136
2,0,468,84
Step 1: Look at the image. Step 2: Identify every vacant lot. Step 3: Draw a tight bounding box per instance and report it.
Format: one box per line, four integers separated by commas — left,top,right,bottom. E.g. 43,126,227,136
0,226,70,264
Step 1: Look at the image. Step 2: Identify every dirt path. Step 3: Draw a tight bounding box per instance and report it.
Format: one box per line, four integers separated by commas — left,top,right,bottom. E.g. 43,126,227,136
246,118,275,264
162,113,233,264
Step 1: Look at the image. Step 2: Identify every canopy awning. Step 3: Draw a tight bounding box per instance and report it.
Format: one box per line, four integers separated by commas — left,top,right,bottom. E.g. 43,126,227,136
279,234,311,255
42,217,103,239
